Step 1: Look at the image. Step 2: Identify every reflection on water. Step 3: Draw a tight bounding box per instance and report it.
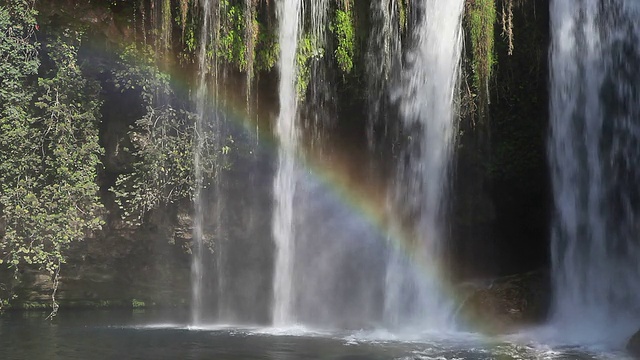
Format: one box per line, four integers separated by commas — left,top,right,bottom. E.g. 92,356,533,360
0,310,631,360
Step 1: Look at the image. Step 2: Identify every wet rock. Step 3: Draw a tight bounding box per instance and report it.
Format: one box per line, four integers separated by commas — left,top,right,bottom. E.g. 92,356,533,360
627,329,640,359
456,270,550,334
2,204,192,311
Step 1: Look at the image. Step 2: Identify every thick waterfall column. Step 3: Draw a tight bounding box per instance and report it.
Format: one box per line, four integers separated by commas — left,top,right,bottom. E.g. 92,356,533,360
384,0,465,330
272,0,302,326
549,0,640,342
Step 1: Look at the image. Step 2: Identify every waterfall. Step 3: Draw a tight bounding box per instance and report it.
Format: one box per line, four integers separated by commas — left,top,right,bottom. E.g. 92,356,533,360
191,0,211,325
310,0,328,43
244,0,256,104
160,0,172,55
191,0,211,324
385,0,464,330
366,0,402,147
272,0,302,326
191,0,224,325
269,0,465,330
549,0,640,342
272,0,385,330
306,0,333,149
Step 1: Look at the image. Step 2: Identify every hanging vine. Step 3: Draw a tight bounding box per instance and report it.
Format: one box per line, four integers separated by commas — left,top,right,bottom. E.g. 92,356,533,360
161,0,172,55
330,6,355,75
244,0,259,94
180,0,189,39
399,0,409,33
467,0,496,119
501,0,513,55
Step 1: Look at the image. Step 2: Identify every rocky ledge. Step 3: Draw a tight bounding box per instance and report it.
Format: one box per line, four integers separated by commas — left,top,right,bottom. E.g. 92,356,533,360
456,270,551,334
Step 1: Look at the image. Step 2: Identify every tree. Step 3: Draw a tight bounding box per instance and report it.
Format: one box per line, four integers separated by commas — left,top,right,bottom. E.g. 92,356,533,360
0,3,104,315
110,45,205,226
0,0,41,310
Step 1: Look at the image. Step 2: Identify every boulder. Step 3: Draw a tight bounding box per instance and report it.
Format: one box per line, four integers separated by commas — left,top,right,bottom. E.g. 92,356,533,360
627,329,640,359
456,270,550,334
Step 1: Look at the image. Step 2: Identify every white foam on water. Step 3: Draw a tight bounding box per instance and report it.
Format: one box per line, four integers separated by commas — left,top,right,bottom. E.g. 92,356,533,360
106,324,630,359
136,323,186,330
186,323,249,331
245,324,332,338
394,356,449,360
504,326,634,359
342,328,483,347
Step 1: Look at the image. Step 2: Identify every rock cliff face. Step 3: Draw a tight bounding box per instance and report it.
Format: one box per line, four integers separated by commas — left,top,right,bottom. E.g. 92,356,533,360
452,0,550,279
2,0,553,322
3,205,193,309
69,206,193,305
0,0,193,309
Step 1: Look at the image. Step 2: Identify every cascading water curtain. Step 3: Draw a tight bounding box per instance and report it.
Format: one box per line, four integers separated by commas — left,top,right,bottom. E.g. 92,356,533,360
384,0,464,330
549,0,640,342
270,0,465,330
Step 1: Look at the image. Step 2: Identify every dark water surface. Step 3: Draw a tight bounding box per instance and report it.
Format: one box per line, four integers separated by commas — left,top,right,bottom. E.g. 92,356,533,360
0,310,630,359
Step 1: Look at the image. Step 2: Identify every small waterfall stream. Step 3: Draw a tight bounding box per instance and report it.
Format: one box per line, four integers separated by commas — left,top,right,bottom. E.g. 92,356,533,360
191,0,225,325
310,0,328,41
191,0,213,325
366,0,402,146
306,0,332,146
549,0,640,341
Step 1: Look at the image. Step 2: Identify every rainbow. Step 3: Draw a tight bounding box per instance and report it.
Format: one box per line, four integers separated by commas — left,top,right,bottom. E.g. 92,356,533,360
190,73,471,329
117,41,497,334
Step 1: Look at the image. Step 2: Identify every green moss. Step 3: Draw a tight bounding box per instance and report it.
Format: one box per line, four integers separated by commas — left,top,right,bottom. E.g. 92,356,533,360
176,3,197,55
330,8,355,74
219,1,247,70
179,0,190,38
399,0,408,33
255,24,279,72
296,34,323,96
468,0,497,115
22,301,50,310
160,0,172,52
0,298,9,312
172,0,276,75
5,299,127,310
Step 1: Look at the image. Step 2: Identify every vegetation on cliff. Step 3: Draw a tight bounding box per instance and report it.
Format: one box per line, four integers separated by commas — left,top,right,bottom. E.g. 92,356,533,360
0,0,550,312
109,45,203,227
0,1,104,314
0,0,205,312
467,0,497,117
330,8,355,74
